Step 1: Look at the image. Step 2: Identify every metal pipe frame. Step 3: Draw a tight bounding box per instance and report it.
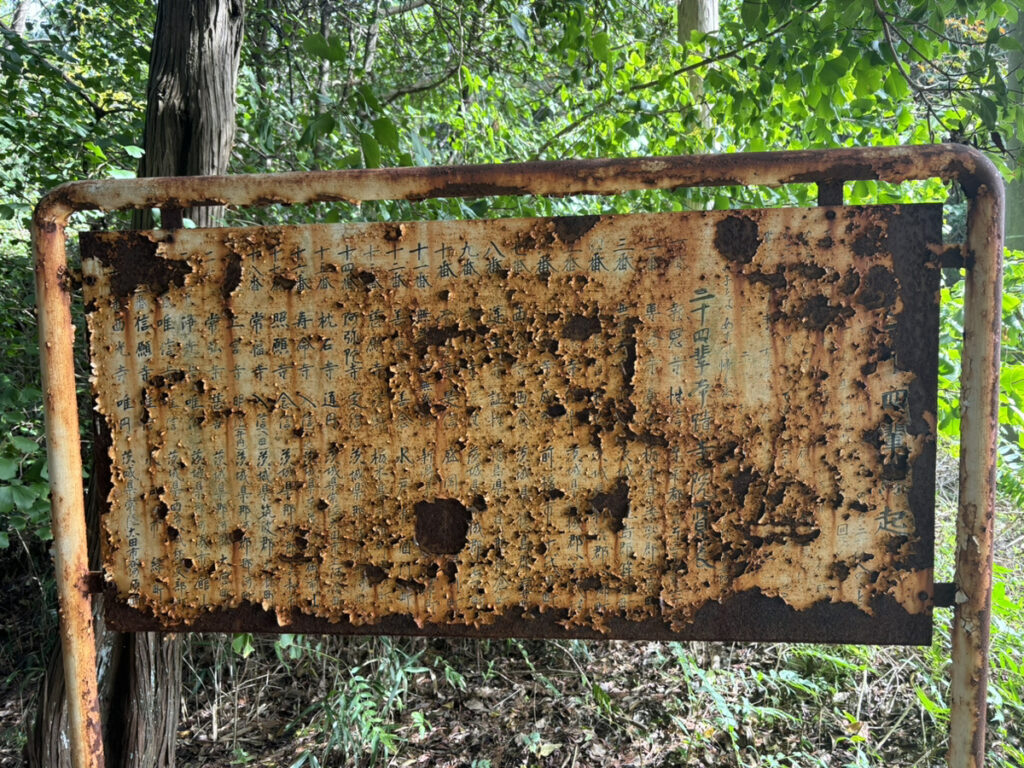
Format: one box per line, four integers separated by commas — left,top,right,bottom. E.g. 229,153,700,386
34,144,1002,768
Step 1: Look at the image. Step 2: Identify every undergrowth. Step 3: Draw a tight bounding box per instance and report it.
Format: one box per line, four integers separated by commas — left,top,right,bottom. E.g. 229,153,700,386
166,494,1023,767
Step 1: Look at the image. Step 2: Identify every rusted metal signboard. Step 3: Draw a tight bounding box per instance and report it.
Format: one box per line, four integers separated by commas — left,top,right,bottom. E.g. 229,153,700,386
35,146,1003,768
80,205,940,643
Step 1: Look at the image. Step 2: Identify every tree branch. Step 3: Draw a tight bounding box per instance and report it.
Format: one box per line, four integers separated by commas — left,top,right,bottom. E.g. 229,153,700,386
383,0,428,17
872,0,953,138
0,20,109,119
531,5,820,159
382,62,461,104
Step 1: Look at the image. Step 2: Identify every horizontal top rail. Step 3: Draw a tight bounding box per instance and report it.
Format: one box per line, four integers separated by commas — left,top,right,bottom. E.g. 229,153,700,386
35,144,1001,227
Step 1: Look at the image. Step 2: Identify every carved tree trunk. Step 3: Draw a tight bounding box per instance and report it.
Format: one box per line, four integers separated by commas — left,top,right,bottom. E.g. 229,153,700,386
28,3,244,767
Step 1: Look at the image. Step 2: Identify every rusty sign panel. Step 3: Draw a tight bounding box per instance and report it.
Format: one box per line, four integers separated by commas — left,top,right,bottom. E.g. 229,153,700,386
80,204,940,643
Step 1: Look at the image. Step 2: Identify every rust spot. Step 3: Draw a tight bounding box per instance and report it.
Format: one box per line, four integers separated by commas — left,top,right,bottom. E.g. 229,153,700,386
838,269,860,295
222,252,242,299
852,225,884,257
415,499,472,554
589,477,630,533
425,182,529,199
790,263,826,280
748,269,787,289
354,270,376,286
562,313,601,341
272,273,297,290
856,266,898,310
798,294,854,331
364,564,389,585
82,231,191,298
714,214,761,264
552,215,600,244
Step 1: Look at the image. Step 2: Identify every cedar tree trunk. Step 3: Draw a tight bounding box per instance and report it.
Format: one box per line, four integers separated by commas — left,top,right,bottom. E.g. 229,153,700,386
28,2,244,766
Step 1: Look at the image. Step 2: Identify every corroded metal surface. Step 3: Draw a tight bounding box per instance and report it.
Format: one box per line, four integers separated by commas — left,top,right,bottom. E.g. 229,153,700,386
37,144,1002,218
36,145,1003,768
33,222,105,768
948,175,1004,768
81,204,940,642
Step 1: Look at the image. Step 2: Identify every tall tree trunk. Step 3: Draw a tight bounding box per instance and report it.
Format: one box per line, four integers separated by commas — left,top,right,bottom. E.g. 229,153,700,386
677,0,719,131
312,0,332,168
28,3,244,767
1006,17,1023,252
126,3,243,766
136,0,245,229
10,1,29,34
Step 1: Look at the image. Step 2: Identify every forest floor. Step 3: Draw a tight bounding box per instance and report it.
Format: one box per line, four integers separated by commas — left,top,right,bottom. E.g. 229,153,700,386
2,481,1022,768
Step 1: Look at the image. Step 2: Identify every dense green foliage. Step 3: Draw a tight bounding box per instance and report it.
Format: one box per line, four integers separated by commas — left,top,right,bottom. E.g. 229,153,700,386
1,0,1023,764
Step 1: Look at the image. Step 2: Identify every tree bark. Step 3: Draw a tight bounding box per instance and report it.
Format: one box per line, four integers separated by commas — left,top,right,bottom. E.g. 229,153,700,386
1006,17,1023,252
10,1,28,34
125,3,243,765
28,3,244,767
677,0,719,130
136,0,245,229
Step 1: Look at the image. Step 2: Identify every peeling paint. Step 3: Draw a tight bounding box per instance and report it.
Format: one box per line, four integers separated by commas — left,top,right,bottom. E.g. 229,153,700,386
82,205,941,641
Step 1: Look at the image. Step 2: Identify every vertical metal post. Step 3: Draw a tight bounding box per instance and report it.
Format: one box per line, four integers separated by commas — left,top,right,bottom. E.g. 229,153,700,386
948,166,1004,768
33,205,104,768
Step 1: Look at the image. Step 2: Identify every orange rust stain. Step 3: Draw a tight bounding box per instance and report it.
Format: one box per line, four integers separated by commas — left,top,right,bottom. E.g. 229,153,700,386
81,206,937,632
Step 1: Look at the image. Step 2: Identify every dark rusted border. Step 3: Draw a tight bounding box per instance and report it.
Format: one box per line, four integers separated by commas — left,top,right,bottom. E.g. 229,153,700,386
35,144,1003,768
106,591,931,645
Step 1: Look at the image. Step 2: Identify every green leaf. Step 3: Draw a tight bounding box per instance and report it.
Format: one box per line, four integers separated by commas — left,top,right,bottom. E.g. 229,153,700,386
590,31,611,63
122,144,144,158
231,633,255,658
356,85,382,113
996,34,1022,53
300,113,336,147
819,56,849,87
302,33,344,62
537,742,561,757
740,0,763,28
0,531,8,549
10,436,37,454
359,132,381,168
11,483,38,510
83,141,107,161
372,117,399,151
975,96,998,128
0,457,17,481
509,13,530,46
